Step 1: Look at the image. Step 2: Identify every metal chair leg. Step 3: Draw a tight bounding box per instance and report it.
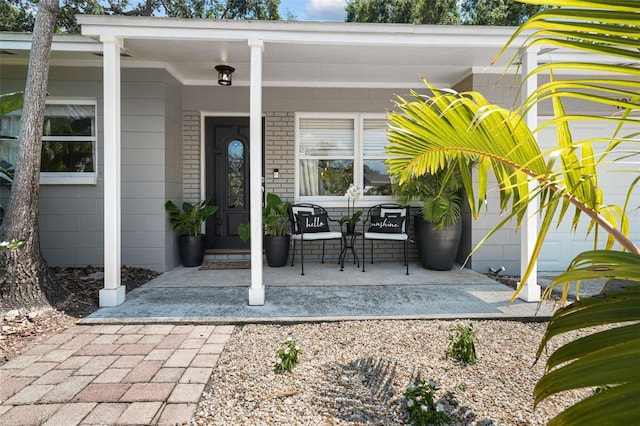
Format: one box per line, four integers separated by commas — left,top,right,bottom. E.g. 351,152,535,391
291,240,296,267
405,240,409,275
362,236,366,272
300,238,305,275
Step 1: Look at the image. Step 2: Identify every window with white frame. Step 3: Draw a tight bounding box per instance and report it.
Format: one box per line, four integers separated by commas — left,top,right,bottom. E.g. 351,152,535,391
296,113,391,201
0,99,98,185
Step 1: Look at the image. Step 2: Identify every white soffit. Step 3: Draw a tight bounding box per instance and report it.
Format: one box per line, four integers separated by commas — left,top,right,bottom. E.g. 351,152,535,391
74,17,525,88
6,18,634,88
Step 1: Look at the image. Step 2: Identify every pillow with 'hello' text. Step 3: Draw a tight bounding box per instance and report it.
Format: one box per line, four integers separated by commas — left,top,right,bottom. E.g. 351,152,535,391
297,213,330,233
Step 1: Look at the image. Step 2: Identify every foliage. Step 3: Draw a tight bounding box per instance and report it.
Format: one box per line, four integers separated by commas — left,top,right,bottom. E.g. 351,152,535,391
346,0,460,24
404,379,450,425
0,239,25,251
391,166,463,229
0,0,36,32
238,222,251,242
318,160,353,196
346,0,540,25
445,322,477,364
164,198,218,237
238,193,290,240
339,184,363,225
0,92,25,116
263,192,290,236
533,250,640,424
0,91,23,214
1,0,282,33
386,0,640,422
460,0,542,25
274,337,300,374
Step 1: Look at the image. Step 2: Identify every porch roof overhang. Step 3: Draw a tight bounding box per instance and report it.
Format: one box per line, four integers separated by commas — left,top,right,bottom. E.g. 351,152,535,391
1,17,522,89
2,20,632,89
74,16,524,88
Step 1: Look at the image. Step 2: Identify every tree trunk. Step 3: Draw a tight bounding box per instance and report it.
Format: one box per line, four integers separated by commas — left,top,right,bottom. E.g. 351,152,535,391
0,0,66,311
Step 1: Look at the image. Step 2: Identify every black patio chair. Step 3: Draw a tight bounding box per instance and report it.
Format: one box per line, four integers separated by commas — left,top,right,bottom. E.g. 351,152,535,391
288,203,343,275
362,203,410,275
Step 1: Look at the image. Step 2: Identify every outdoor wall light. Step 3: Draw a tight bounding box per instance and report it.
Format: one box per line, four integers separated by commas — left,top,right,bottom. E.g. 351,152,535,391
215,65,235,86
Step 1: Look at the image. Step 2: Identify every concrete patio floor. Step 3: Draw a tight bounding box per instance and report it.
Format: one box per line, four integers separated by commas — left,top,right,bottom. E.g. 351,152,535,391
80,262,559,324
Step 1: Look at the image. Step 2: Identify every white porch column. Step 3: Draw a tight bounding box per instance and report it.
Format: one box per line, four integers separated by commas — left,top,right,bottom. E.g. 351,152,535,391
248,39,265,305
99,36,126,307
518,46,541,302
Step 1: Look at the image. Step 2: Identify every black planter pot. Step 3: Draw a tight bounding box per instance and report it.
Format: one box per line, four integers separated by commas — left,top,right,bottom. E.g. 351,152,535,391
414,215,462,271
264,234,290,267
346,222,356,235
179,234,205,267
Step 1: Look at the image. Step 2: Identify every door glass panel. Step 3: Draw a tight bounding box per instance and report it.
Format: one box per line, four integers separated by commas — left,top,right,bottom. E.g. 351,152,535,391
227,139,245,208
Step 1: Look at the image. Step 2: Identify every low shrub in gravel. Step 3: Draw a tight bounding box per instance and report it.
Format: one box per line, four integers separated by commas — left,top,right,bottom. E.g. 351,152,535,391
445,322,477,364
274,337,301,374
404,379,451,425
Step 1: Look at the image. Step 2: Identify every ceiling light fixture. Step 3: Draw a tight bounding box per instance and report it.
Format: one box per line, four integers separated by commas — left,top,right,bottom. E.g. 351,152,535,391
215,65,235,86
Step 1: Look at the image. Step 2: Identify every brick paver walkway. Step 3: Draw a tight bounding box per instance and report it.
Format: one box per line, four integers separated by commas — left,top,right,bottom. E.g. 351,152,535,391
0,324,234,425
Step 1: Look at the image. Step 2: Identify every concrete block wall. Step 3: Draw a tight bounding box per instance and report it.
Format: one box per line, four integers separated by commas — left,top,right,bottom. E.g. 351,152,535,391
3,65,108,267
464,72,526,275
162,74,184,271
0,65,180,272
118,69,182,272
466,71,628,275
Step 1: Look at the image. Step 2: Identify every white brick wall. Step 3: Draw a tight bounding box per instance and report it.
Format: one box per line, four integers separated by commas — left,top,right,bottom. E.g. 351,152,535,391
264,112,295,200
183,111,201,202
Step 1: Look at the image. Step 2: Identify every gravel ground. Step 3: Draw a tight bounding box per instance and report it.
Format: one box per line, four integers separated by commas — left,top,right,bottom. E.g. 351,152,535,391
193,320,590,426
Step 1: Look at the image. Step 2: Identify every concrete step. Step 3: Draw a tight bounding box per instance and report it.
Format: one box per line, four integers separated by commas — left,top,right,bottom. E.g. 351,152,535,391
204,250,251,262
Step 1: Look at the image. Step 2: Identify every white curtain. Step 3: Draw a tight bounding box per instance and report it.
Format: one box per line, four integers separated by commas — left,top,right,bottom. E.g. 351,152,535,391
300,159,319,196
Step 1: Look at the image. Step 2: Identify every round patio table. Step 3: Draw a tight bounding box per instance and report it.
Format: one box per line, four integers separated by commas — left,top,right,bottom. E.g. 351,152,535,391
339,231,362,271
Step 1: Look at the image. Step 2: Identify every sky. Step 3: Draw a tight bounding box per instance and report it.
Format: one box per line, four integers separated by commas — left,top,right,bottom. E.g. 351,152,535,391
279,0,347,21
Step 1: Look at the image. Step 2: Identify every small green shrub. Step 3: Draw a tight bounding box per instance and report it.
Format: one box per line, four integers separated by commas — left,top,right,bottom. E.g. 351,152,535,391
274,337,301,374
445,322,477,364
0,239,24,251
404,379,451,425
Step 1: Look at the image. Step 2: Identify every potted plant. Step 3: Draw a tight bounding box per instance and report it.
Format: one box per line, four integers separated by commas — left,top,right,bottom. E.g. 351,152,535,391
339,184,363,234
262,193,291,267
393,166,464,270
165,198,218,267
237,193,291,267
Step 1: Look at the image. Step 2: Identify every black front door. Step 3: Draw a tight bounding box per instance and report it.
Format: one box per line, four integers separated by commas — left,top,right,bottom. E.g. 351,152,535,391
205,117,261,250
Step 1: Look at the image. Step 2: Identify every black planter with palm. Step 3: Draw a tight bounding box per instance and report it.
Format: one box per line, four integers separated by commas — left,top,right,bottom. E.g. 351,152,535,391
262,193,291,267
393,167,464,270
178,235,206,267
165,198,218,267
264,234,290,267
239,193,291,267
414,215,462,270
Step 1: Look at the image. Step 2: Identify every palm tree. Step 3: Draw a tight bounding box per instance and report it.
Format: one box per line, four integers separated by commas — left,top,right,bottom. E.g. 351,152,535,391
386,0,640,423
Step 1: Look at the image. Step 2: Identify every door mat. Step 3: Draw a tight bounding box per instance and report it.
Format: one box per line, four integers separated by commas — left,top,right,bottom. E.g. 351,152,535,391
199,261,251,270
